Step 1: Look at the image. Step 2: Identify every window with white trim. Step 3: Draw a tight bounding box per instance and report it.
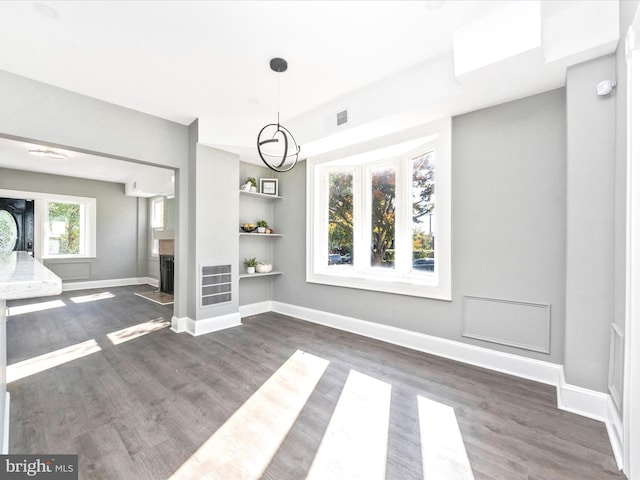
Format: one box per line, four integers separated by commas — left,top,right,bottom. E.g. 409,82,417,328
0,189,96,259
307,119,451,300
45,201,84,256
41,194,96,259
150,196,165,257
151,196,165,230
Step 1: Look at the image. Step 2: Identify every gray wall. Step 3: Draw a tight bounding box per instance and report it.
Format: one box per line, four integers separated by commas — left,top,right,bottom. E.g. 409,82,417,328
0,71,186,169
138,198,150,279
0,69,189,319
193,144,240,321
274,88,567,364
0,167,145,282
565,55,617,392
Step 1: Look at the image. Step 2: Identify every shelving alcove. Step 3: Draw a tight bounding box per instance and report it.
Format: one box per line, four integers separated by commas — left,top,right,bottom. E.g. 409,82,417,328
238,189,283,279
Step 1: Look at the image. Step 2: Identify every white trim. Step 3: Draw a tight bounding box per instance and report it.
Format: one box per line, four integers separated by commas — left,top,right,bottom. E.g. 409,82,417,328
557,369,609,421
271,301,561,385
2,392,9,454
271,301,616,419
61,277,156,292
185,312,242,336
607,396,625,469
170,315,188,333
625,10,640,477
239,301,273,318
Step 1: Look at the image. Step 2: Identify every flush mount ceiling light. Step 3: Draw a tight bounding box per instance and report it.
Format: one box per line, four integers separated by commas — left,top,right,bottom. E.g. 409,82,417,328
28,148,68,160
257,57,300,173
33,2,60,20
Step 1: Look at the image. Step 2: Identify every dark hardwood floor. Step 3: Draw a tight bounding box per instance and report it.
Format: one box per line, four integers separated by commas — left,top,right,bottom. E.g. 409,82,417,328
6,286,624,479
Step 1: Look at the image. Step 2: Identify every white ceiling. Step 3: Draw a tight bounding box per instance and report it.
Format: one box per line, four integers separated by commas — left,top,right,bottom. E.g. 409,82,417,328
0,0,620,192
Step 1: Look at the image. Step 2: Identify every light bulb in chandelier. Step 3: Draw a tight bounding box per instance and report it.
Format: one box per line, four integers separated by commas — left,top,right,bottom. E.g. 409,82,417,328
257,58,301,173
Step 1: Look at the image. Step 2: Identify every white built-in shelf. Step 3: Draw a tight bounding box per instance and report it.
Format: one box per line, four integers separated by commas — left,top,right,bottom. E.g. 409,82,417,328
239,271,283,279
239,190,282,200
239,232,283,237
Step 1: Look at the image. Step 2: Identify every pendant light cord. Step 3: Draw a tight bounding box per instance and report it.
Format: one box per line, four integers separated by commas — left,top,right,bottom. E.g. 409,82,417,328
276,70,281,128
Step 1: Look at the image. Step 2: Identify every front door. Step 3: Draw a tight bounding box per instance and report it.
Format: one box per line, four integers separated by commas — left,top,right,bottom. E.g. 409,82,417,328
0,198,34,254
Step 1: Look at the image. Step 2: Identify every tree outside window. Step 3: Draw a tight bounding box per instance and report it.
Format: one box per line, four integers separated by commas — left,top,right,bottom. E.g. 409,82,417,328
47,202,81,255
328,172,354,265
412,152,435,269
370,167,396,268
308,120,451,300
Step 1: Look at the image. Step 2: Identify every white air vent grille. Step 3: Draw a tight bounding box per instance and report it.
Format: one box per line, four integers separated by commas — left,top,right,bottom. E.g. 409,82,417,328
337,109,348,126
201,265,232,306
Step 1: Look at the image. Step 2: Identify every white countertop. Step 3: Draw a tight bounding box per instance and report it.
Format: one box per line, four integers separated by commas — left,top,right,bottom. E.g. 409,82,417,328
0,251,62,300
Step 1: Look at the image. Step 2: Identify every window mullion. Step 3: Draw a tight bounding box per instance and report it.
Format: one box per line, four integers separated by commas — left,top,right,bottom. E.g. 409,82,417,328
395,157,411,274
355,164,369,273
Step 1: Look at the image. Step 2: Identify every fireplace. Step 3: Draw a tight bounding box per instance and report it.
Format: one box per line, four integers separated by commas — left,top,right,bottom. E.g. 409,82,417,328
159,239,174,294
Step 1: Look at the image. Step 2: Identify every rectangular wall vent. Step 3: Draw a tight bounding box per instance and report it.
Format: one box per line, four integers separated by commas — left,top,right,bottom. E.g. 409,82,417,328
337,109,348,126
201,265,232,306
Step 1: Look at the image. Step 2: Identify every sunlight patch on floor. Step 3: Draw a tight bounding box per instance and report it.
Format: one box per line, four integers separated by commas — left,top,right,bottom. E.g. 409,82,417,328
106,318,170,345
417,395,475,480
169,350,329,480
69,291,115,304
6,339,102,383
7,299,66,316
306,370,391,480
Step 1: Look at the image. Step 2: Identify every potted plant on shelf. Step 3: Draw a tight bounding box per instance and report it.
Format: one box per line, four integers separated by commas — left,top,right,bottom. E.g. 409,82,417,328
256,219,269,233
241,177,258,192
243,257,258,274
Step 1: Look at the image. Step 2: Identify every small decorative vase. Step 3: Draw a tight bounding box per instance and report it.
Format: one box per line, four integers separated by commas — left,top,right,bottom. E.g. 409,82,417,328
257,227,266,233
247,266,255,274
251,186,257,192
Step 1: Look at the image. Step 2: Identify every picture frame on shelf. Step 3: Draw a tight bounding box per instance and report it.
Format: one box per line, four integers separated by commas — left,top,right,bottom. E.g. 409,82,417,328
260,178,279,196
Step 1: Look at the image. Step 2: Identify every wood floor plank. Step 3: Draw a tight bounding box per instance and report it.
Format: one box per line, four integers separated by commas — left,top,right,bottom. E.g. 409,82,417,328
6,286,624,480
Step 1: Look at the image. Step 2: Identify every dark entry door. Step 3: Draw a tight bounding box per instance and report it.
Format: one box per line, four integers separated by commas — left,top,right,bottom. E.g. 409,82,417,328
0,198,34,254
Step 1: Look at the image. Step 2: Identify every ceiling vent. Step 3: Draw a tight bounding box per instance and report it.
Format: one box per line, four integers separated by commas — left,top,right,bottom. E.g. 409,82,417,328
336,109,348,126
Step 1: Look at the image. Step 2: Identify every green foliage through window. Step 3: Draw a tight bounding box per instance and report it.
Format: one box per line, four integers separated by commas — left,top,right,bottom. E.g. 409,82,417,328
328,172,354,263
48,202,81,255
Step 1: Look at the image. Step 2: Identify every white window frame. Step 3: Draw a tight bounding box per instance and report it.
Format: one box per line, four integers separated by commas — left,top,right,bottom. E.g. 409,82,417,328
0,188,96,260
306,119,451,300
150,196,165,257
151,196,165,230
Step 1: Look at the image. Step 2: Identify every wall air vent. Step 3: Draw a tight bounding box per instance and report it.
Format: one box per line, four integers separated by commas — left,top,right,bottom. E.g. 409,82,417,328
201,265,232,306
337,109,348,126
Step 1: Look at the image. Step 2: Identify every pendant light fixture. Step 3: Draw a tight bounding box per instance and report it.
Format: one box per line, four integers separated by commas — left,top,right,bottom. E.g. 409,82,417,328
257,57,300,173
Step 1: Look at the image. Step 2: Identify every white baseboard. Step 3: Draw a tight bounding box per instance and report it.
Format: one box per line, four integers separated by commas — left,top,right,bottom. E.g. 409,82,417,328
2,392,9,454
606,397,624,469
185,312,242,336
62,277,155,292
271,301,562,386
557,369,609,421
170,315,188,333
268,301,617,433
239,301,273,318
